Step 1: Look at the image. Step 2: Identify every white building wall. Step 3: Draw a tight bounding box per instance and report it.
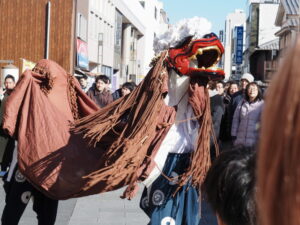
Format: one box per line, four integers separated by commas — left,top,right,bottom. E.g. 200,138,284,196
88,0,115,75
114,0,144,85
115,0,168,83
258,4,279,47
224,10,246,79
140,0,169,78
83,0,168,86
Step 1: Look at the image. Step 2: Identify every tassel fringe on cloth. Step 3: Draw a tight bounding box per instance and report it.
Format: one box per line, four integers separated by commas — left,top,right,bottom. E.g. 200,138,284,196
73,51,212,198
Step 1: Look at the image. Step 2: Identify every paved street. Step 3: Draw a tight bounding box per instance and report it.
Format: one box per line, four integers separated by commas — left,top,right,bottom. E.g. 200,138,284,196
0,180,149,225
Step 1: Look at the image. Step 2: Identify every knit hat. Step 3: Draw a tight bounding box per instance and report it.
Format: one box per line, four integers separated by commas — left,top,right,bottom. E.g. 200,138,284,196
241,73,254,83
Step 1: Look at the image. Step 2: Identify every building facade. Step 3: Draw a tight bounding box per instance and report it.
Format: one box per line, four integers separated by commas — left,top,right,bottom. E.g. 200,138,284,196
76,0,169,90
138,0,169,79
275,0,299,56
0,0,168,90
0,0,75,73
243,0,280,82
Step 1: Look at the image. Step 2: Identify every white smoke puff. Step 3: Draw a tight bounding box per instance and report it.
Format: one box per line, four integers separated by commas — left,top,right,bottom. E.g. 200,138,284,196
154,16,212,54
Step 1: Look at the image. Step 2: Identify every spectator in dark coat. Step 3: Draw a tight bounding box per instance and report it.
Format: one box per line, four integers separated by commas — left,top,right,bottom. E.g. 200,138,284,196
223,81,239,105
211,94,225,141
227,73,254,142
216,81,225,97
112,82,136,101
112,88,122,101
86,75,113,108
121,82,136,96
209,82,225,159
219,81,239,145
0,75,16,173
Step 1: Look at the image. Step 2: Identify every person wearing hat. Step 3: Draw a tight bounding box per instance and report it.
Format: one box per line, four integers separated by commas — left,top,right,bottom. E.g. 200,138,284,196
240,73,255,90
231,73,254,109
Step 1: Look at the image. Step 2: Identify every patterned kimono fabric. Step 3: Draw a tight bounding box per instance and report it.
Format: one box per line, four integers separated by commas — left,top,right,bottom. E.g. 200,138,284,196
140,153,199,225
140,152,218,225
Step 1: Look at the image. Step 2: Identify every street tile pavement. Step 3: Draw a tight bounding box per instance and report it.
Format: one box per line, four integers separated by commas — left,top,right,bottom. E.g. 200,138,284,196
0,180,149,225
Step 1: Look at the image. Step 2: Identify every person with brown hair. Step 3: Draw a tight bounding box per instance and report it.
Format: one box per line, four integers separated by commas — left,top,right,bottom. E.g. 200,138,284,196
257,38,300,225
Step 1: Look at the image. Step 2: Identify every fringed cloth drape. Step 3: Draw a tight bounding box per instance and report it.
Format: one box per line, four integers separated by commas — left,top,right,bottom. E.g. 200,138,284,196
3,53,211,200
73,51,212,199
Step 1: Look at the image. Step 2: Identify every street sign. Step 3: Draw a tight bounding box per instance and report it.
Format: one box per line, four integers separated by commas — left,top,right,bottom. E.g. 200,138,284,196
235,26,243,65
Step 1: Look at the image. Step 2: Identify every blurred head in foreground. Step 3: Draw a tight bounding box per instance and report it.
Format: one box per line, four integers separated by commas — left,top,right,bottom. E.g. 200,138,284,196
204,147,257,225
257,38,300,225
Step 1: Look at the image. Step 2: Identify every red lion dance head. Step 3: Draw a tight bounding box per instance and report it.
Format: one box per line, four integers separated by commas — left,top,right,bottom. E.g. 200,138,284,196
167,33,225,80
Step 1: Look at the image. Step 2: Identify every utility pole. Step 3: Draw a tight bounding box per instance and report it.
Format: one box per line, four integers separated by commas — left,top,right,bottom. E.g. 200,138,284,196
45,1,51,59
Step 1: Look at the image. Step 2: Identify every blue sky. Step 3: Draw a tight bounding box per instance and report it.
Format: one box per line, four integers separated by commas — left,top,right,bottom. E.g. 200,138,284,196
161,0,248,33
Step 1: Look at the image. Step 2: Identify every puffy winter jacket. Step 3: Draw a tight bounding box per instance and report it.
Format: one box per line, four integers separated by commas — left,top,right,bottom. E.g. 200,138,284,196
231,99,264,147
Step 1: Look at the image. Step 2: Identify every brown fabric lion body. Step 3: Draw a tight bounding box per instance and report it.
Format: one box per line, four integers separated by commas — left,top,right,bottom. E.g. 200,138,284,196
3,42,215,199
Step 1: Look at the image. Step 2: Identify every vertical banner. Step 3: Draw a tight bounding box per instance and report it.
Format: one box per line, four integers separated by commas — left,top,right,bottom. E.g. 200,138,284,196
235,26,244,65
76,38,89,70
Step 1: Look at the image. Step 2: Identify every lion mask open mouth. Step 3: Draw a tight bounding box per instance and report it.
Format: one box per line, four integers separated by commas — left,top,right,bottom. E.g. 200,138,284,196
167,33,225,80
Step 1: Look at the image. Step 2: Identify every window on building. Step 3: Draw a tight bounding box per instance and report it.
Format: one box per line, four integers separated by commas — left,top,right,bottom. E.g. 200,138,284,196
114,11,122,48
77,13,87,41
101,65,112,78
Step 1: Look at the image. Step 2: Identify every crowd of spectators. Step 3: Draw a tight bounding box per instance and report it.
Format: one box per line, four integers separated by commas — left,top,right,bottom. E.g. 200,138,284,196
77,74,137,108
86,75,113,108
209,73,265,152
